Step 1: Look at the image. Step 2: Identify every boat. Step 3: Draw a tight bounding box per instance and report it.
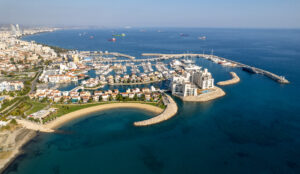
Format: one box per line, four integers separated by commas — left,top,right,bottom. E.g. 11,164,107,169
112,33,126,37
182,59,194,64
180,33,189,37
198,36,206,40
108,38,116,42
184,65,201,71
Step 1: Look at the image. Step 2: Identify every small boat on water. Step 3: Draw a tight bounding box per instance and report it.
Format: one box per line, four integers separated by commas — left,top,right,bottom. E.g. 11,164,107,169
108,38,116,42
182,59,194,64
180,33,189,37
198,36,206,40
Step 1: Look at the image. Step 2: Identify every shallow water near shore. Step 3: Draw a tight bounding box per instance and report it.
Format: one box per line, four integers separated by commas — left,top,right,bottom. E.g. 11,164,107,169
4,28,300,173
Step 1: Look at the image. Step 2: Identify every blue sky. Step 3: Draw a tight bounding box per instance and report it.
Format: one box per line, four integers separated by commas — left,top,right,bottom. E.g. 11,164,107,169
0,0,299,28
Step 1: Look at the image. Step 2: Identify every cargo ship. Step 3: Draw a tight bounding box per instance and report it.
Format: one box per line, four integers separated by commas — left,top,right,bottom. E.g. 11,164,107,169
112,33,126,37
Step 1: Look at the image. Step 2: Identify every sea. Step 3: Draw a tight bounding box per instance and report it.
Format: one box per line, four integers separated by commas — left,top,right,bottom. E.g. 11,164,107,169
3,28,300,174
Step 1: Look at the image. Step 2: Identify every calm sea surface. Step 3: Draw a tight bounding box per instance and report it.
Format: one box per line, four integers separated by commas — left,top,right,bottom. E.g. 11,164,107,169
4,28,300,174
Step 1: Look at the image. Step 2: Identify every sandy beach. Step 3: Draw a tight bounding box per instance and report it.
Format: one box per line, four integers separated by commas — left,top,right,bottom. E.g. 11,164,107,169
0,128,36,173
16,103,164,132
1,102,164,172
45,103,163,130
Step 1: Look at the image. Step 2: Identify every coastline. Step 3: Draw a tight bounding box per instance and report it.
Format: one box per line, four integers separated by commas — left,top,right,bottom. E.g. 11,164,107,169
45,103,164,129
1,102,164,172
217,72,240,86
16,102,164,132
0,128,36,173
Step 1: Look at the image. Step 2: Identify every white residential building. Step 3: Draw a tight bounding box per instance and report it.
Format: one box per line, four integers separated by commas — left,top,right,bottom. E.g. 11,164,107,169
192,69,214,89
0,81,24,92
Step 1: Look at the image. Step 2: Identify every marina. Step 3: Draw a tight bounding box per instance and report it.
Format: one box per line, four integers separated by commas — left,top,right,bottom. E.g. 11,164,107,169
87,52,289,84
2,27,299,174
140,53,289,84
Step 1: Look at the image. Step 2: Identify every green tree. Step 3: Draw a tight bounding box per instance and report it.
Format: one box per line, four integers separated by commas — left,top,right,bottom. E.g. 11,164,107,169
10,119,17,125
8,91,15,97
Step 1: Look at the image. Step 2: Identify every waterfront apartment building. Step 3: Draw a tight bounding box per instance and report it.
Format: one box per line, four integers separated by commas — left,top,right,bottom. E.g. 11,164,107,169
192,69,214,89
171,68,214,97
172,82,198,97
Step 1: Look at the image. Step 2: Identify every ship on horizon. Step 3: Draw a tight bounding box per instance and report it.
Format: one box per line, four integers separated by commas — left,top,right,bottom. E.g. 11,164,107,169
112,33,126,37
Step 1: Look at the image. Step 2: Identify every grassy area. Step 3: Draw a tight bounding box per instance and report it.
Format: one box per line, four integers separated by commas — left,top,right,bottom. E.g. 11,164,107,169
25,101,48,115
8,102,31,116
147,101,166,109
2,98,47,118
43,103,107,123
0,97,23,114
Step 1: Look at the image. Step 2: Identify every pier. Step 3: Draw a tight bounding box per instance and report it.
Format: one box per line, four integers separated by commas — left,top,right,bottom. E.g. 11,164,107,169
209,55,290,84
81,51,135,60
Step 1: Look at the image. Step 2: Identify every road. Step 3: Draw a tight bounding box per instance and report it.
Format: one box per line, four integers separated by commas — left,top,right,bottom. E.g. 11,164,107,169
28,70,42,95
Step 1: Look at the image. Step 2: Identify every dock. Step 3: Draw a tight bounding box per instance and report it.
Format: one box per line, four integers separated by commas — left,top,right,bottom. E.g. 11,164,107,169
81,51,135,60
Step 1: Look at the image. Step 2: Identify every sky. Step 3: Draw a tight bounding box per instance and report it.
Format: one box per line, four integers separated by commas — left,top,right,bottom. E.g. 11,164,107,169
0,0,300,28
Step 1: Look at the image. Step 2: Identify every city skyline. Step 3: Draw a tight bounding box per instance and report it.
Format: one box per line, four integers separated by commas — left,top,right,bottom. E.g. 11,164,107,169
1,0,300,28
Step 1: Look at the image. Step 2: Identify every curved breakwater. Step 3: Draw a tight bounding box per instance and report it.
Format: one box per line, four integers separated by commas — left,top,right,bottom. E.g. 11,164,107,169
217,72,240,86
134,94,178,126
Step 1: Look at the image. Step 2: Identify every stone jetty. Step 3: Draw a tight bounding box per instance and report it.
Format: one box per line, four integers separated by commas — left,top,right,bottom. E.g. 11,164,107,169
217,72,240,86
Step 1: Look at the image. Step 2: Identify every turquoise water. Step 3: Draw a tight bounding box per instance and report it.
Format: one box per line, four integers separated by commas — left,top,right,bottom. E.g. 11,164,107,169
4,28,300,174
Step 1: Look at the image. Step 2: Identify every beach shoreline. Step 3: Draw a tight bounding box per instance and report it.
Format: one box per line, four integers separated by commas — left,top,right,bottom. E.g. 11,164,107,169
45,103,164,129
16,103,164,132
1,102,165,172
0,128,37,173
